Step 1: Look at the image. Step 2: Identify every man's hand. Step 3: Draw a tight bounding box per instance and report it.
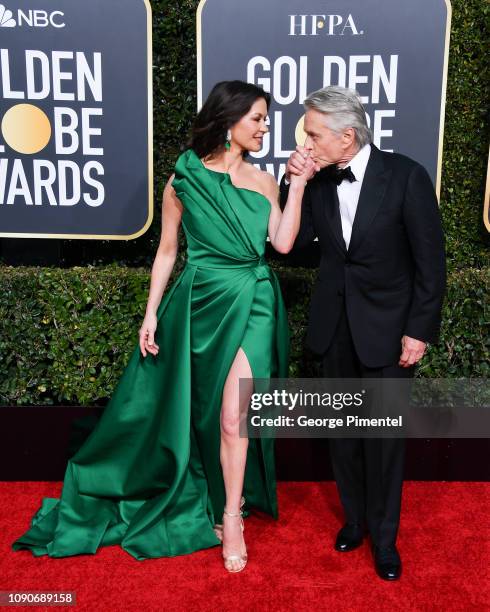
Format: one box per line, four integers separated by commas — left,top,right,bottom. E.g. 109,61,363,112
399,335,426,367
285,145,320,182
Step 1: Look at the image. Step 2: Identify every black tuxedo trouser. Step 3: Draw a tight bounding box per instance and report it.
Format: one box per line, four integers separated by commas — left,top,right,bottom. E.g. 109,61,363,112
321,300,414,548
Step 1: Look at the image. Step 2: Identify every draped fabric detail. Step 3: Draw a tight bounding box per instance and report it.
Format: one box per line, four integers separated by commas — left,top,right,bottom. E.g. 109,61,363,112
12,148,289,560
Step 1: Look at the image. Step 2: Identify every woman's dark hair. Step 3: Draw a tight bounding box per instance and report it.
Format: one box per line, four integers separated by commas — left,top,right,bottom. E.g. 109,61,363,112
187,80,271,159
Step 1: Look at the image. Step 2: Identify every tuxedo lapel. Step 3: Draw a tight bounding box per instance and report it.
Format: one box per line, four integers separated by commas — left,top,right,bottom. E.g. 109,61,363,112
312,170,347,256
347,144,392,255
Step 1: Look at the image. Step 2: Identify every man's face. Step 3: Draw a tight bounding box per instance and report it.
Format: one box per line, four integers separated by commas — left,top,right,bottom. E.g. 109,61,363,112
303,109,345,168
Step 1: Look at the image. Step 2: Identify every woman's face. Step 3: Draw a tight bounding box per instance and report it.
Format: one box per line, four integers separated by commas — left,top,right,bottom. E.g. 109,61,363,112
230,98,269,153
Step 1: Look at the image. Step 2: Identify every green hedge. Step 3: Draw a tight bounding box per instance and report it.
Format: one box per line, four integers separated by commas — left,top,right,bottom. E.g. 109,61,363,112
0,265,487,406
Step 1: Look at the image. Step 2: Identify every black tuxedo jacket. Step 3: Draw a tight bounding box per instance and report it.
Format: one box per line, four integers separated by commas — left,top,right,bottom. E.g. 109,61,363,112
279,143,446,368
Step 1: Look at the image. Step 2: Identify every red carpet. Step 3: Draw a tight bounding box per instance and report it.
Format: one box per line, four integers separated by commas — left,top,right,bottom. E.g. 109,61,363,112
1,482,488,611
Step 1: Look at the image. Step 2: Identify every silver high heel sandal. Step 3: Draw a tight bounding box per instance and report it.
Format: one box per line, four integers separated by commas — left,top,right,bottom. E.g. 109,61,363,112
221,506,248,573
213,496,245,542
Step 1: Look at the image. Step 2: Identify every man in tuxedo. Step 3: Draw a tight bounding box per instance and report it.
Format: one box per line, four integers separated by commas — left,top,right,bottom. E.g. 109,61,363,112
280,86,446,580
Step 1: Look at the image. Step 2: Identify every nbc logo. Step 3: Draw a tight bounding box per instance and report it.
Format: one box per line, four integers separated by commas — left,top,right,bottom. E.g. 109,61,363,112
0,4,65,28
0,4,16,27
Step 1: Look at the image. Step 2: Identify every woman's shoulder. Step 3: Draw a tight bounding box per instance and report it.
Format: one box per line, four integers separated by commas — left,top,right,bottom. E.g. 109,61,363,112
171,150,194,195
244,162,278,194
172,149,201,186
174,148,194,169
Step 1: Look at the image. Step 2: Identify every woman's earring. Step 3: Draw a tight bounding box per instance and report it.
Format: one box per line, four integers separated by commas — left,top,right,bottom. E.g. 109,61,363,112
225,129,231,150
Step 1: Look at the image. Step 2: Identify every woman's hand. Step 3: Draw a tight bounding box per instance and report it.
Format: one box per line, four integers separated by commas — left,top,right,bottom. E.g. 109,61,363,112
289,154,318,188
139,312,159,357
286,146,320,184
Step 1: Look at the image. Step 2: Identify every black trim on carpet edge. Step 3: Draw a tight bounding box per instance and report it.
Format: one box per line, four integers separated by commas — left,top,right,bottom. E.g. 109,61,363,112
1,406,489,481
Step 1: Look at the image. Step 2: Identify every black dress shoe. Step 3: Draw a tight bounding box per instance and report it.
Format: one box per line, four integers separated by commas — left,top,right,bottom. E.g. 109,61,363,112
372,545,402,580
334,523,364,552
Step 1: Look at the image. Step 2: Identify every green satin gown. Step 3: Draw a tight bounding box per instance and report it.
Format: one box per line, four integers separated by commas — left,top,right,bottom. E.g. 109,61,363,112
12,148,290,560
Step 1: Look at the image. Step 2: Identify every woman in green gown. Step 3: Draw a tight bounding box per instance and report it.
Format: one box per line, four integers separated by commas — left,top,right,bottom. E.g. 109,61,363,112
12,81,316,572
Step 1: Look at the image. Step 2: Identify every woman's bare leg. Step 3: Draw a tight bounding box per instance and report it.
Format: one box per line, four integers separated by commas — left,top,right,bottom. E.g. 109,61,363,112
220,347,253,571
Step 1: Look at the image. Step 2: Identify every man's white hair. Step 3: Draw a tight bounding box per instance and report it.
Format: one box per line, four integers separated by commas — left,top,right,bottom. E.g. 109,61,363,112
304,85,372,148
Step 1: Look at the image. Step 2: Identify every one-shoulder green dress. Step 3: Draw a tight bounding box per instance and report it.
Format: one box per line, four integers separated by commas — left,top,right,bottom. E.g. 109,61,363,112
12,148,289,560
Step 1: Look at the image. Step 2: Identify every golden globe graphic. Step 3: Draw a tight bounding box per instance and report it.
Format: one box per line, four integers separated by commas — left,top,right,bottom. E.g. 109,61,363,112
0,0,153,239
295,115,307,147
1,104,51,154
0,48,107,209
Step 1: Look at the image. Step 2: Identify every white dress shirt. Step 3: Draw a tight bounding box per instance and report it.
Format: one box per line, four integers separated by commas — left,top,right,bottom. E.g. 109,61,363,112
337,143,371,250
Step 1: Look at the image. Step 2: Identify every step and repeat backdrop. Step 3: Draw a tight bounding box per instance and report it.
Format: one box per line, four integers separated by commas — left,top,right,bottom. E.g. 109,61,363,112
198,0,451,198
4,1,485,239
0,0,152,239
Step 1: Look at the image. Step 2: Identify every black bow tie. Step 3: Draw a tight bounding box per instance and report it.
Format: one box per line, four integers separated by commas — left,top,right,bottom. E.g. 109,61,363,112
325,164,356,186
